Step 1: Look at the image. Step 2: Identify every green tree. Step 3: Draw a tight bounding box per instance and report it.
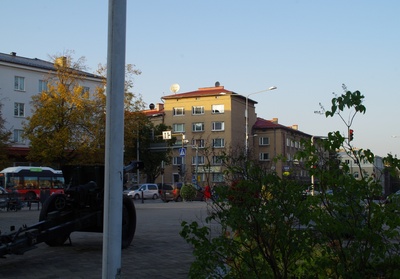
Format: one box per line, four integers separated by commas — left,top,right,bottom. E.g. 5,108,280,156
181,86,400,278
23,53,106,166
124,112,175,183
0,101,11,169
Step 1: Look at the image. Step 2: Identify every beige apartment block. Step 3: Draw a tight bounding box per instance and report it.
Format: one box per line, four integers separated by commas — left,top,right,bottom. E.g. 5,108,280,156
148,83,312,186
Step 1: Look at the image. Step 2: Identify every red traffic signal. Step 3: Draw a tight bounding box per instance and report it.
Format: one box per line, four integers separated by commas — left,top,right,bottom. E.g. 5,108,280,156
349,129,354,141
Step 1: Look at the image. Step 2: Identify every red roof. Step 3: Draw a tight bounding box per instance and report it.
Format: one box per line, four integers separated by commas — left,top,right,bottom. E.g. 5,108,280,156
162,86,235,99
253,117,311,137
253,118,285,129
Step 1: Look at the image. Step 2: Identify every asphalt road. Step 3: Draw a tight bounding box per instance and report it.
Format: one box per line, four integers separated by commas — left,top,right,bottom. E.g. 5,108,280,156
0,199,210,279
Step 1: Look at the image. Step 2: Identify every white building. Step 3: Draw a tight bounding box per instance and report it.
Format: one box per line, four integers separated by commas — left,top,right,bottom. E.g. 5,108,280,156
0,51,103,162
337,149,385,192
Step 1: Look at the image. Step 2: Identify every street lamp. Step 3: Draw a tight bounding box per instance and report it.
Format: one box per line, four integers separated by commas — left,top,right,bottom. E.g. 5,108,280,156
245,86,277,157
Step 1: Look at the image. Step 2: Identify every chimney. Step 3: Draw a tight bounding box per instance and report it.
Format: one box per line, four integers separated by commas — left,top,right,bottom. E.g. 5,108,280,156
271,118,278,124
156,103,164,111
291,125,298,130
10,52,16,56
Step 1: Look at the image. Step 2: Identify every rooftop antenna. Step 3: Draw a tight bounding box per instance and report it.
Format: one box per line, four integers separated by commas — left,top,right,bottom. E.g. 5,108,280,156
170,83,180,94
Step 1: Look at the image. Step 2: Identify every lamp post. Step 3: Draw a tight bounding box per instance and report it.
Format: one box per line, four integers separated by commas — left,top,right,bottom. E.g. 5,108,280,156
245,86,277,157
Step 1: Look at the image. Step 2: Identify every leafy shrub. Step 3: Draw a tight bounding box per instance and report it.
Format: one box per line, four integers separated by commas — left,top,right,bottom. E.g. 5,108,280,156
180,184,197,201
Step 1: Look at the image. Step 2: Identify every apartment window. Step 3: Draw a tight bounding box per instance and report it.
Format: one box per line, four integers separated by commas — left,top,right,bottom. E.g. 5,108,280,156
259,152,270,161
192,122,204,132
192,106,204,115
14,103,25,117
38,80,48,93
212,104,224,114
13,129,25,143
173,157,184,165
212,155,223,165
14,76,25,91
173,123,185,133
83,86,90,93
212,138,225,148
212,173,224,182
212,121,225,131
192,139,205,148
259,137,270,146
192,156,205,165
173,107,185,116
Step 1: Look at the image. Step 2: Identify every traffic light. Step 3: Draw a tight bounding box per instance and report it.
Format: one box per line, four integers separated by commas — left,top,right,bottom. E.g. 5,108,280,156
349,129,354,141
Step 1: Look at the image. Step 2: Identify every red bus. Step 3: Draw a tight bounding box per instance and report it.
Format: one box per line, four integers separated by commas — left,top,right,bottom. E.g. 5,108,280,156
0,166,64,200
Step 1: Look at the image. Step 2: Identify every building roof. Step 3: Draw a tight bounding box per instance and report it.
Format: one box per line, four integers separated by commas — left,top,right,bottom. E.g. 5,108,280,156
0,51,102,79
161,85,253,100
253,117,312,137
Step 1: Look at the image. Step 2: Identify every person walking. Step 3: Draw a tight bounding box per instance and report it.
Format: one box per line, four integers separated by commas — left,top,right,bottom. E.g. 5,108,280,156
204,185,212,201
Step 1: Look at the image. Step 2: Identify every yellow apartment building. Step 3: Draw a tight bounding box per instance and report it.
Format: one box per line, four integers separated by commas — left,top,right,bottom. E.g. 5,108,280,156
147,83,312,186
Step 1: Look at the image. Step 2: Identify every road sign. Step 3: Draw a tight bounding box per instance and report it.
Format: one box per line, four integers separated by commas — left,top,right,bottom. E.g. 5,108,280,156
162,131,172,140
179,148,186,157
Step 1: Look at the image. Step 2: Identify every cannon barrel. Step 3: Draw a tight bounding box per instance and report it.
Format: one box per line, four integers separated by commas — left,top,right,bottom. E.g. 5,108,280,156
0,161,142,257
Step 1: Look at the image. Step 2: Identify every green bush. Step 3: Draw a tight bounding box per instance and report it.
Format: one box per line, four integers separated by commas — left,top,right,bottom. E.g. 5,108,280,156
180,88,400,278
180,184,197,201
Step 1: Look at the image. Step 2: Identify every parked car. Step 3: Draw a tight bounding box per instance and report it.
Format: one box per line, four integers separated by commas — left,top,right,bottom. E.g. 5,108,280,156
158,183,174,202
123,184,139,195
127,183,159,200
173,183,205,202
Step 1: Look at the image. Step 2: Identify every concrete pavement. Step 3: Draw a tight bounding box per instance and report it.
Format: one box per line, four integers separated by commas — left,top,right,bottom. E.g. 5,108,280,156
0,199,210,279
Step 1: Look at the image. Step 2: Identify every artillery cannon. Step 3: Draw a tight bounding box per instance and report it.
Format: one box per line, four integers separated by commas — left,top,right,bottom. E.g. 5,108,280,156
0,161,142,257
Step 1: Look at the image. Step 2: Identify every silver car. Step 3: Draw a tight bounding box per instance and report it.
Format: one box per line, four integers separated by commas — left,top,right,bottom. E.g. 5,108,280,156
128,184,159,200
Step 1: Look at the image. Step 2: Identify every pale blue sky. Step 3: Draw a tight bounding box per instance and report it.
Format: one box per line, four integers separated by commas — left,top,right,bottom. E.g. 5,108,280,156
2,0,400,157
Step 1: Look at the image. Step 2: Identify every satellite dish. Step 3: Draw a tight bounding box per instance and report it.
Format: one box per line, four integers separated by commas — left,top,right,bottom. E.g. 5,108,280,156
170,83,180,94
149,103,155,110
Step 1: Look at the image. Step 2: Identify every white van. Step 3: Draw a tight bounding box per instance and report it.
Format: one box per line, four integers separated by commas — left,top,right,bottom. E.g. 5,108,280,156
127,183,159,200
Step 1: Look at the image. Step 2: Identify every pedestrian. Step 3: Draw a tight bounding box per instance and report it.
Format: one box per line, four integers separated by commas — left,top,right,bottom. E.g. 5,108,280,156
204,185,212,201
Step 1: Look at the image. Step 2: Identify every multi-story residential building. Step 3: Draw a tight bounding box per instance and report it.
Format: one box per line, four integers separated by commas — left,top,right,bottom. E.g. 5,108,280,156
151,83,312,186
252,117,312,180
0,52,104,164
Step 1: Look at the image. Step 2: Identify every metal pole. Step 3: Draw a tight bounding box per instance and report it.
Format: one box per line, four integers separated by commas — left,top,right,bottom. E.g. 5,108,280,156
103,0,126,278
245,97,249,157
244,87,277,159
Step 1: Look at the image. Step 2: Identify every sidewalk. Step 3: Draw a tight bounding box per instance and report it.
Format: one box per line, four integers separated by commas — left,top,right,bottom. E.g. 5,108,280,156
0,200,209,279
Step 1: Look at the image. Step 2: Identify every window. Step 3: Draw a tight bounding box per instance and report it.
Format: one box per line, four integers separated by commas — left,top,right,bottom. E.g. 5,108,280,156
286,138,291,147
173,107,185,116
212,155,223,165
212,121,225,131
192,156,205,165
192,122,204,132
192,139,205,148
173,123,185,133
173,157,184,165
212,104,224,114
259,137,270,146
192,106,204,115
259,153,270,161
38,80,48,92
14,76,25,91
212,138,225,148
14,103,25,117
212,173,224,182
83,86,90,93
13,130,25,143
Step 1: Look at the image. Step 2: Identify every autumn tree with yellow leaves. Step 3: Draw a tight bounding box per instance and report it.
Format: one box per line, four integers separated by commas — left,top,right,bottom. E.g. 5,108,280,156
23,54,106,166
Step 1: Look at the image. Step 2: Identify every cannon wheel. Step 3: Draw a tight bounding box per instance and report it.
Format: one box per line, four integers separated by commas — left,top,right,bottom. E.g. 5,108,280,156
121,195,136,248
39,193,70,246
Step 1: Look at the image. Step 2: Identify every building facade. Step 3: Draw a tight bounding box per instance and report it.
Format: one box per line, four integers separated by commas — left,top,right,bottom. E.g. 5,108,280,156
252,117,312,180
150,83,312,186
0,52,104,164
